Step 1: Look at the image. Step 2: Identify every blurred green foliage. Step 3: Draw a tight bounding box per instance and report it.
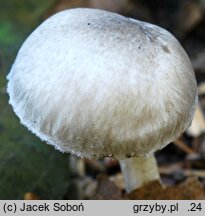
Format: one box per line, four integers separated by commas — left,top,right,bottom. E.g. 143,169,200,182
0,0,72,199
0,0,56,54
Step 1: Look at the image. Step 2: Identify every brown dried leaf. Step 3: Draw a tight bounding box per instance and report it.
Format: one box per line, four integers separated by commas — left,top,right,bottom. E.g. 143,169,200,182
128,180,163,200
24,192,40,200
128,176,205,200
94,174,123,200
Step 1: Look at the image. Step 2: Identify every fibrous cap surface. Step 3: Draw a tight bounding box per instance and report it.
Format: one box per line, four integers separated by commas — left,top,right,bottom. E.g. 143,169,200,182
7,8,198,159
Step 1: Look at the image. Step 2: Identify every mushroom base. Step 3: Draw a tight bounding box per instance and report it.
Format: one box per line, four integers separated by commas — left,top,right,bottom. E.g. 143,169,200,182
119,154,160,193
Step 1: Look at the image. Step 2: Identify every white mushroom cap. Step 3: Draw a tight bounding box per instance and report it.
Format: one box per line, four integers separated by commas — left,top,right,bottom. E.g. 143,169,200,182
7,8,198,159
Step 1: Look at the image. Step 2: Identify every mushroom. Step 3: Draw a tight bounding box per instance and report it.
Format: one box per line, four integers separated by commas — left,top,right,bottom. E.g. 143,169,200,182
7,8,198,193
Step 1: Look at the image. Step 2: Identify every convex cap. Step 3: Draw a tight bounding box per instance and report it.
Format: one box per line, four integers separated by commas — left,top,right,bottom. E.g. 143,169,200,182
7,8,198,159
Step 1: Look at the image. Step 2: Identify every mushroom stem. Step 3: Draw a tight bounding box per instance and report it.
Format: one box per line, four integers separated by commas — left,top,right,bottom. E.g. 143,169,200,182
119,154,160,193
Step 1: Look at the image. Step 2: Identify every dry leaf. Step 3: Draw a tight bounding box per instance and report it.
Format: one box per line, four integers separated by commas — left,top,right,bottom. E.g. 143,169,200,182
109,173,125,190
24,192,39,200
94,174,123,200
128,176,205,200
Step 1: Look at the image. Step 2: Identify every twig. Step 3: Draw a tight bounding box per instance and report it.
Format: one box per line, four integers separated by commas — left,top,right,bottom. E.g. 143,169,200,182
159,165,205,178
173,138,195,154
